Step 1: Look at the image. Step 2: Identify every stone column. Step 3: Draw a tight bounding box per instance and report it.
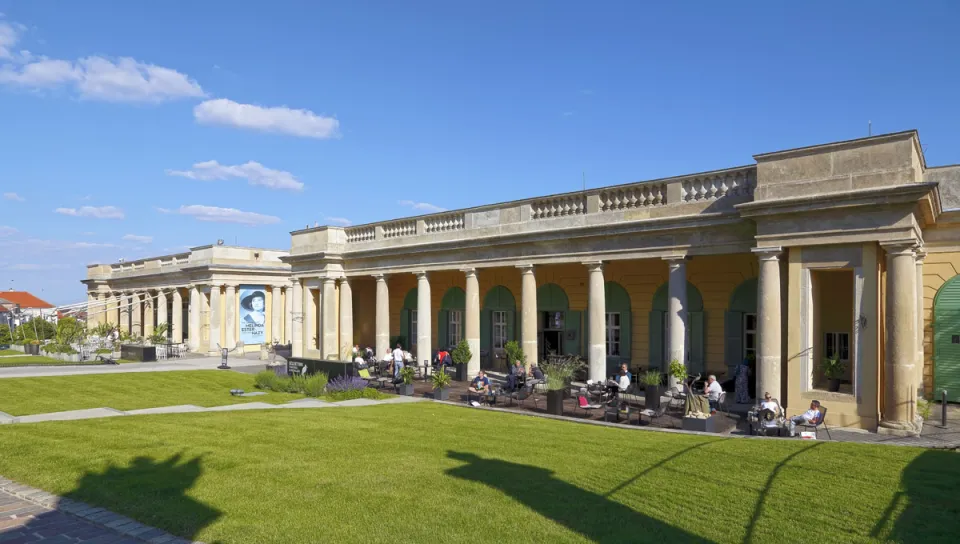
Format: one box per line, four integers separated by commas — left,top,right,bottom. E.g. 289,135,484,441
208,285,221,353
339,277,353,358
188,286,201,351
119,293,131,334
375,274,390,358
271,285,283,344
171,289,183,343
464,268,481,378
587,261,606,383
108,293,120,328
664,257,687,387
131,292,143,337
754,248,782,401
304,282,317,354
157,290,168,331
519,265,538,368
284,285,293,344
224,284,237,349
143,291,155,336
292,280,304,357
322,278,338,358
416,272,432,371
87,293,99,326
879,242,919,435
915,249,926,391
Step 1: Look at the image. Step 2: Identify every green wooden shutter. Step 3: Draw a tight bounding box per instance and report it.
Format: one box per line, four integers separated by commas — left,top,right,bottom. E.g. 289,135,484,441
724,311,743,378
399,308,410,350
506,310,516,343
480,309,492,368
621,311,632,365
649,310,664,370
690,311,705,375
437,309,449,351
565,310,582,356
935,278,960,402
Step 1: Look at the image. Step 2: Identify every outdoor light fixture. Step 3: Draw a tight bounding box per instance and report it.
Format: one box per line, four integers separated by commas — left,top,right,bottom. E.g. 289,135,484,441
230,389,244,396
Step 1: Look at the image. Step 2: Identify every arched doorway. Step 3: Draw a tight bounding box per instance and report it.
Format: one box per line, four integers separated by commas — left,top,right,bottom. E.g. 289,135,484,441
934,276,960,402
398,288,418,353
481,285,516,370
537,283,580,360
725,277,758,380
650,282,705,373
603,281,632,377
438,287,465,351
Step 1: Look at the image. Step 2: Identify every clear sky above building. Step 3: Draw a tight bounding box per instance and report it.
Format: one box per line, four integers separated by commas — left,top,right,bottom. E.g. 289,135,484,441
1,0,958,304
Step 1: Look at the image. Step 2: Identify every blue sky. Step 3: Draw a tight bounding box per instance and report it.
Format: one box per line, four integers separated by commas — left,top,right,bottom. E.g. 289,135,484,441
1,1,959,305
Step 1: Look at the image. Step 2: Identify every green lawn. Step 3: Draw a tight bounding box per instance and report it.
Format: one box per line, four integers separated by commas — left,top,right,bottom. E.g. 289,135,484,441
0,356,63,366
0,349,22,356
0,404,955,543
0,371,303,415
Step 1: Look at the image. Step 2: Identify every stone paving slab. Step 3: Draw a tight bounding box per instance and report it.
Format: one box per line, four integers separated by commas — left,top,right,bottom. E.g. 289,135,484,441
278,399,337,409
329,398,381,407
204,402,280,412
0,479,201,543
14,408,126,425
0,411,13,425
377,396,425,405
124,405,206,416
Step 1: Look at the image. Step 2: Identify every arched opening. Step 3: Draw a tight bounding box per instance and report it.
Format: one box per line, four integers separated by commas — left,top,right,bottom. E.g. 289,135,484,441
397,288,418,353
480,286,517,370
537,283,580,361
438,287,466,351
603,281,632,377
649,281,705,373
934,276,960,402
725,277,758,381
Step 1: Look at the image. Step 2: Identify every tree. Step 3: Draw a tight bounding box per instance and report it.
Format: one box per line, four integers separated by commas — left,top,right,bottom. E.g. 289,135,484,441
0,324,12,344
452,339,472,365
16,318,56,343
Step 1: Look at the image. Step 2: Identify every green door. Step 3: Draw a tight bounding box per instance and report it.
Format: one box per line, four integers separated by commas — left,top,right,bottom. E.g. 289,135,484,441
934,276,960,402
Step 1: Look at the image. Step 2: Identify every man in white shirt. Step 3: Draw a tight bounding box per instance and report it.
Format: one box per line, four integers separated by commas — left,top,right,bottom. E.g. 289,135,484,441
789,400,822,437
392,343,405,378
703,375,723,413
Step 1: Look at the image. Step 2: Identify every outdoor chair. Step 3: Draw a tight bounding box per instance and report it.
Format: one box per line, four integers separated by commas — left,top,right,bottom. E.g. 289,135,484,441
797,406,831,439
604,402,632,423
95,354,118,365
715,391,728,416
638,402,668,425
576,394,602,417
507,380,541,408
156,345,167,361
667,386,686,409
358,368,391,389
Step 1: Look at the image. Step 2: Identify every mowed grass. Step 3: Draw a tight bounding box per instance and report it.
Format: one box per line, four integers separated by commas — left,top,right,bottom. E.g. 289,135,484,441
0,356,63,366
0,371,303,415
0,349,22,355
0,404,956,544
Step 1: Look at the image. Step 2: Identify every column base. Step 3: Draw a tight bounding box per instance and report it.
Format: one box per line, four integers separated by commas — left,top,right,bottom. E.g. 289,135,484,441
877,420,920,438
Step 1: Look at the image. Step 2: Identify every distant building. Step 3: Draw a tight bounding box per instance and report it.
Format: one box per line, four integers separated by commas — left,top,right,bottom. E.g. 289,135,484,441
0,290,56,327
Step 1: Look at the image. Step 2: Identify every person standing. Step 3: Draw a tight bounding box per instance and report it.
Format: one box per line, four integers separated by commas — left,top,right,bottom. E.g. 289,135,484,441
392,343,405,378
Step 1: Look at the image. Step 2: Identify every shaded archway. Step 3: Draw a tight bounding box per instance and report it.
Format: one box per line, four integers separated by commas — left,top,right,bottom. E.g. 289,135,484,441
398,287,418,352
725,277,758,382
602,281,632,377
438,286,465,351
933,275,960,402
650,282,705,372
537,283,580,360
481,285,516,370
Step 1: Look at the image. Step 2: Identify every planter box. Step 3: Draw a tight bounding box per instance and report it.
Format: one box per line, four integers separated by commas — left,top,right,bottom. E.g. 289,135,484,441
25,344,40,355
645,385,663,411
286,358,355,379
434,387,449,401
120,344,156,362
454,363,468,382
398,383,415,396
682,415,717,433
547,390,565,416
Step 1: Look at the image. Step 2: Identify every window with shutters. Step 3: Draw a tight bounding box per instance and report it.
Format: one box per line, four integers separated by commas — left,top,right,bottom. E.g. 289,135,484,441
744,313,757,360
493,311,507,350
448,310,463,347
606,312,621,356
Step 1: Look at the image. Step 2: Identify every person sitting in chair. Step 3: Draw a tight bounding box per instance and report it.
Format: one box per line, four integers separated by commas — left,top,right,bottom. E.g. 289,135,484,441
756,392,781,432
529,362,544,381
469,370,490,398
619,363,633,384
506,360,525,391
703,375,723,413
789,400,822,437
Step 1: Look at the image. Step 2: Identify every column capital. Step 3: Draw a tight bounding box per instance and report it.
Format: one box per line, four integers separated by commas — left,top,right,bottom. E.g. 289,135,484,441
462,267,478,278
880,240,917,257
751,247,782,261
373,273,388,281
415,271,429,280
338,276,350,286
915,248,927,262
516,264,535,274
584,261,604,272
661,255,689,262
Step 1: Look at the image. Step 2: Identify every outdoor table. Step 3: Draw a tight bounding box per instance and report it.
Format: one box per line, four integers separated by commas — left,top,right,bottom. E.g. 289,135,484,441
748,408,786,436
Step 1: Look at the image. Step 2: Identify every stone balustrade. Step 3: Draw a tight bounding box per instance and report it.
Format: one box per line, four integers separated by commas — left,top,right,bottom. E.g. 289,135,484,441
382,220,417,239
599,182,667,211
345,225,376,243
424,212,465,233
681,169,756,202
531,194,587,219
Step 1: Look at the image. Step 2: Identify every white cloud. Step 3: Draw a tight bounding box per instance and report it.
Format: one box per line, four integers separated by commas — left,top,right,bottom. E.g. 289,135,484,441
55,205,125,219
173,205,280,226
122,234,153,244
3,192,24,201
166,160,304,191
0,18,204,102
0,225,17,236
194,98,339,139
155,207,171,214
398,200,446,213
325,216,352,227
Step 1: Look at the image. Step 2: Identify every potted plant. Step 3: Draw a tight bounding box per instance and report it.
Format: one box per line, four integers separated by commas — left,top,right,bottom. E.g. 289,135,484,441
916,398,932,434
504,340,527,373
668,359,687,388
148,323,169,345
539,355,586,415
431,366,452,400
822,356,845,392
398,366,416,396
26,340,40,355
642,370,663,410
451,339,472,381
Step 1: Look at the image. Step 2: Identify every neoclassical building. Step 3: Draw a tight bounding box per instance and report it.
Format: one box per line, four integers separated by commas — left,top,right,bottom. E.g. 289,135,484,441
83,130,960,436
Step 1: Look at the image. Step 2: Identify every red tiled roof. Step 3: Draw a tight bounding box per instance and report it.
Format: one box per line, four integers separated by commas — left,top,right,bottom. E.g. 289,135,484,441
0,291,54,309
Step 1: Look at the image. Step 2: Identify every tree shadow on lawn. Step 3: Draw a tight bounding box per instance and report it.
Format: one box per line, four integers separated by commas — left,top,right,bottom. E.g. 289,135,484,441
446,450,713,543
12,452,223,542
871,449,960,543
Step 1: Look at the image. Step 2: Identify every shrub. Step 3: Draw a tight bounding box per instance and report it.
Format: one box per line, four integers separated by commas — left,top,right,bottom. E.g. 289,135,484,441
431,368,451,390
504,340,526,368
327,387,385,402
301,373,328,397
399,366,415,385
0,324,12,344
285,374,307,393
669,359,687,383
641,370,662,387
540,355,585,392
451,339,472,365
94,348,112,354
327,375,369,394
254,370,280,391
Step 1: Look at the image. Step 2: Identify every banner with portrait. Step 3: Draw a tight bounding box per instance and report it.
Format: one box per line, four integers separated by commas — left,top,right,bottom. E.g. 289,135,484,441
238,285,267,345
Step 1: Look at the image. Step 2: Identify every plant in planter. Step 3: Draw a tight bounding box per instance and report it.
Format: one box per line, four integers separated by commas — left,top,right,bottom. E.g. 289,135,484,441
668,359,687,388
916,398,932,433
450,339,472,381
821,356,845,392
398,366,416,396
504,340,527,371
539,355,586,415
148,323,169,345
641,370,663,410
431,365,452,400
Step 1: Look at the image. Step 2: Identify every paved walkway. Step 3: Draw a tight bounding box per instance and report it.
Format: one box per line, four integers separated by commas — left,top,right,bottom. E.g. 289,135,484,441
0,354,267,380
0,395,424,425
